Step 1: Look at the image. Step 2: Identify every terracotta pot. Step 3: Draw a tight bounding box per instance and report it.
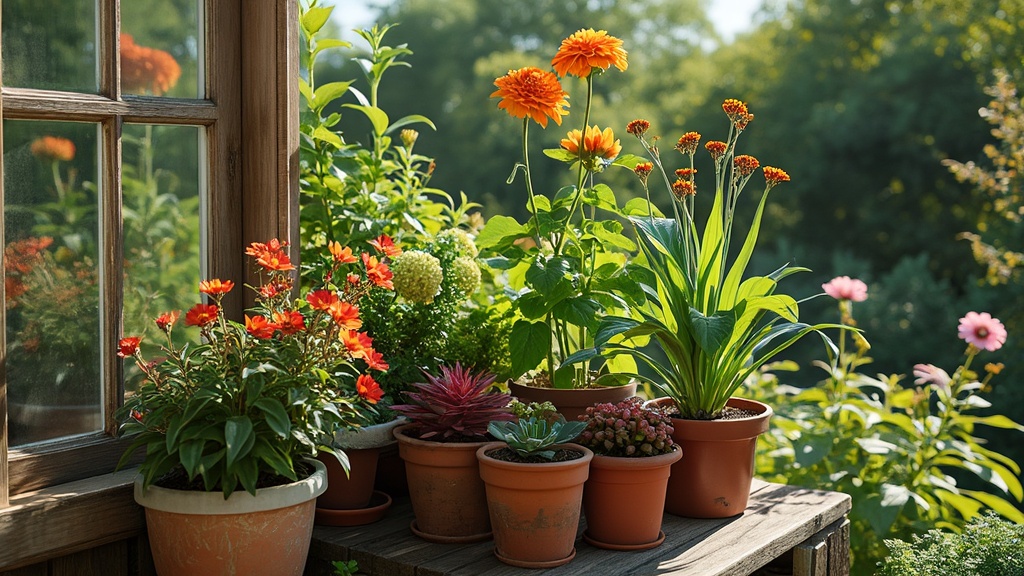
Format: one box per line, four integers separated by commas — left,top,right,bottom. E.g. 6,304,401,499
317,418,406,512
647,396,772,518
476,441,593,568
134,459,326,576
394,424,493,543
582,446,682,550
508,379,638,422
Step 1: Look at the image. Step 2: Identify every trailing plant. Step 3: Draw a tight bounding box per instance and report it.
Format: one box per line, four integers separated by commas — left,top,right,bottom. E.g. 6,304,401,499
488,417,587,461
577,397,675,457
390,363,515,441
116,239,394,497
877,512,1024,576
566,102,840,419
751,278,1023,574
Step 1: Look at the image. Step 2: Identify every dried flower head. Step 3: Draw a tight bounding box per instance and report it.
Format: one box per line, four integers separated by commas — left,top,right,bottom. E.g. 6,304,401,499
551,28,628,78
491,67,570,128
30,136,76,162
674,132,701,155
674,167,697,180
722,98,749,122
626,119,650,138
391,250,444,304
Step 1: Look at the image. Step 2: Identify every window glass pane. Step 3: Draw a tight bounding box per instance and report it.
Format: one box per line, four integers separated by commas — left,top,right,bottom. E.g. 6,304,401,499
3,121,101,446
121,0,202,98
1,0,97,92
122,124,201,392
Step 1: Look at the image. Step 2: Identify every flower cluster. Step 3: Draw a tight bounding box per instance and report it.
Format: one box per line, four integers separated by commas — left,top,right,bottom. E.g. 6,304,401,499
120,33,182,96
577,397,675,457
29,136,76,162
117,238,399,496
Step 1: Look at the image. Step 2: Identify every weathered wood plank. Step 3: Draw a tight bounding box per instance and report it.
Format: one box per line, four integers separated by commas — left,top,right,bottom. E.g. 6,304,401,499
0,88,218,124
308,479,852,576
0,563,46,576
50,540,129,576
826,519,851,576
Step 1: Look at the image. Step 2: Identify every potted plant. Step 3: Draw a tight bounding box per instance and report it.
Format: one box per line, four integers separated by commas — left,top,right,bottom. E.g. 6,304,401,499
476,28,650,415
390,363,515,543
478,416,591,568
115,238,391,576
567,101,841,518
576,397,681,550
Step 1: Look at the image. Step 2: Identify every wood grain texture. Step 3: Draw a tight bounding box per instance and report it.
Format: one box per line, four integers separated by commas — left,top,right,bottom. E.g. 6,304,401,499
310,480,852,576
0,89,218,123
826,519,851,576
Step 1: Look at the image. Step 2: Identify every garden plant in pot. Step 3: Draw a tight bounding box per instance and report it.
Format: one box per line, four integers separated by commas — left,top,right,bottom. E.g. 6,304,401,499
390,363,514,543
577,397,681,549
478,414,591,568
476,28,654,416
116,239,390,576
566,101,842,518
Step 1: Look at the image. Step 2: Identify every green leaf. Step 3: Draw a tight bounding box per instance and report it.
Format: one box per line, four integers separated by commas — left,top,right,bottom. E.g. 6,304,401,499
312,125,343,148
312,39,351,59
582,183,618,212
688,307,736,355
300,6,333,36
857,483,911,535
543,148,578,163
254,398,291,438
179,440,204,479
509,320,551,377
387,114,437,134
298,79,313,108
794,431,835,467
312,81,354,113
476,215,528,250
525,256,572,294
960,489,1024,523
342,104,389,136
611,154,647,169
966,414,1024,432
588,220,636,251
623,198,664,217
552,297,601,331
224,416,255,468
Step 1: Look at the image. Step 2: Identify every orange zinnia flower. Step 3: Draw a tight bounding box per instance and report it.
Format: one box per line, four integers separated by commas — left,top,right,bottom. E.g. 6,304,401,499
199,279,235,296
306,289,339,311
368,235,402,257
245,314,276,339
551,28,628,79
362,253,394,290
328,241,358,264
329,301,362,330
185,303,219,327
117,336,142,358
356,374,384,404
364,349,389,372
30,136,76,162
120,33,182,96
340,330,374,359
560,125,621,170
272,311,305,335
155,310,180,332
491,67,570,128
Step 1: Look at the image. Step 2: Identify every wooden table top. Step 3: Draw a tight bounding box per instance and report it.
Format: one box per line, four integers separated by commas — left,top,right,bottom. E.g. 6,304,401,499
310,479,852,576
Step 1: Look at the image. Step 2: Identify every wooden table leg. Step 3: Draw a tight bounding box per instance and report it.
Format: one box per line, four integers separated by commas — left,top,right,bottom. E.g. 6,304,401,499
792,517,850,576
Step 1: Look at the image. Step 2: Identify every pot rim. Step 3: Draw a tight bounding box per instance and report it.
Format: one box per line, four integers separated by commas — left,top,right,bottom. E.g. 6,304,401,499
588,444,683,469
476,441,594,469
393,423,494,448
134,458,327,516
334,417,407,450
645,397,773,440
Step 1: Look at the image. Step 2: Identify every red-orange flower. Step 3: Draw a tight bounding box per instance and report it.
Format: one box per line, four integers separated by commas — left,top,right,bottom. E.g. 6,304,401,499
329,301,362,330
306,289,339,311
328,241,358,264
362,253,394,290
671,179,696,199
675,132,702,155
763,166,791,188
246,239,295,271
705,140,728,162
633,162,653,185
155,310,180,332
341,330,374,359
260,280,291,299
272,311,305,335
491,67,570,128
368,235,402,257
560,125,622,163
674,168,697,180
245,315,276,339
551,28,628,78
117,336,142,358
722,99,749,121
120,33,182,96
364,349,389,372
199,279,235,296
734,155,760,177
356,374,384,404
30,136,76,162
185,303,219,327
626,119,650,138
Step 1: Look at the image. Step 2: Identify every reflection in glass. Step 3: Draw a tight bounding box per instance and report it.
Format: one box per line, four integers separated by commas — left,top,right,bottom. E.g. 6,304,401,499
122,124,202,393
1,0,97,92
121,0,202,98
3,121,101,445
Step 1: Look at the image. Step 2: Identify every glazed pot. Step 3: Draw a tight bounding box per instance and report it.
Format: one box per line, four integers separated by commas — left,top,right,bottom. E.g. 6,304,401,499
508,379,638,422
394,424,493,543
134,459,326,576
582,446,682,550
647,397,772,518
476,441,593,568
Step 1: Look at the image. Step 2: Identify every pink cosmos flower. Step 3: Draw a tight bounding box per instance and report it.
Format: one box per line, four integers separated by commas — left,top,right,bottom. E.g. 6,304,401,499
822,276,868,302
912,363,951,390
957,312,1007,352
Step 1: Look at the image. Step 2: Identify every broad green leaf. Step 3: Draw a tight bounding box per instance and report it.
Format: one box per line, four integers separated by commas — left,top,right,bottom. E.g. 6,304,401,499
525,256,572,294
312,38,351,59
689,307,736,356
300,6,333,36
857,483,911,535
298,79,313,108
179,440,204,479
342,104,388,136
855,436,898,455
623,197,664,217
588,220,636,251
313,81,354,113
476,215,528,250
611,153,647,169
509,320,551,377
387,114,437,134
254,398,291,438
312,125,343,148
594,316,642,347
543,148,578,163
582,183,618,212
224,416,255,468
794,431,835,467
552,297,601,330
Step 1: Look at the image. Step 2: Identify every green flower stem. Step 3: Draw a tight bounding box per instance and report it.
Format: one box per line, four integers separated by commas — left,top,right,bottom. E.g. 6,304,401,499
555,74,595,257
521,119,542,242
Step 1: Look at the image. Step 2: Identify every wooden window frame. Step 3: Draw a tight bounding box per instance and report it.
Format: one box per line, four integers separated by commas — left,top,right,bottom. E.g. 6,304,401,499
0,0,298,525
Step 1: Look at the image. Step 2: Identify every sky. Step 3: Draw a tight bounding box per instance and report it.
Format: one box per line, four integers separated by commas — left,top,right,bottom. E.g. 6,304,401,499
330,0,764,43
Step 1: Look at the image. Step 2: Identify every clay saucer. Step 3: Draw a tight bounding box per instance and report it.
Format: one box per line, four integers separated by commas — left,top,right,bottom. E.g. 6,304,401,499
314,490,392,527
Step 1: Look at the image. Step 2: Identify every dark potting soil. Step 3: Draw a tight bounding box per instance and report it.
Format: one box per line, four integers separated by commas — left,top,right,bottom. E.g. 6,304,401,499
484,447,586,464
649,404,760,421
154,460,314,492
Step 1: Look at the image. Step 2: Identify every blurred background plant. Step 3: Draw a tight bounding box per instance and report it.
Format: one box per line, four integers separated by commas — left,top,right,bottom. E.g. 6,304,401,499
877,512,1024,576
750,283,1022,574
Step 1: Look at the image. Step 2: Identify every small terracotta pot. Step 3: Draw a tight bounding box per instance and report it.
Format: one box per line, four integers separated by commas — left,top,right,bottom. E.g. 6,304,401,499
135,459,326,576
477,442,593,568
582,446,682,550
508,379,638,422
647,397,772,518
316,448,379,510
394,424,493,543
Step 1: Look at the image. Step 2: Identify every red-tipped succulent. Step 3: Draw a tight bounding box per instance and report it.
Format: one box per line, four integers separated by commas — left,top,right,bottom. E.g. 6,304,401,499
391,363,515,441
578,397,675,457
